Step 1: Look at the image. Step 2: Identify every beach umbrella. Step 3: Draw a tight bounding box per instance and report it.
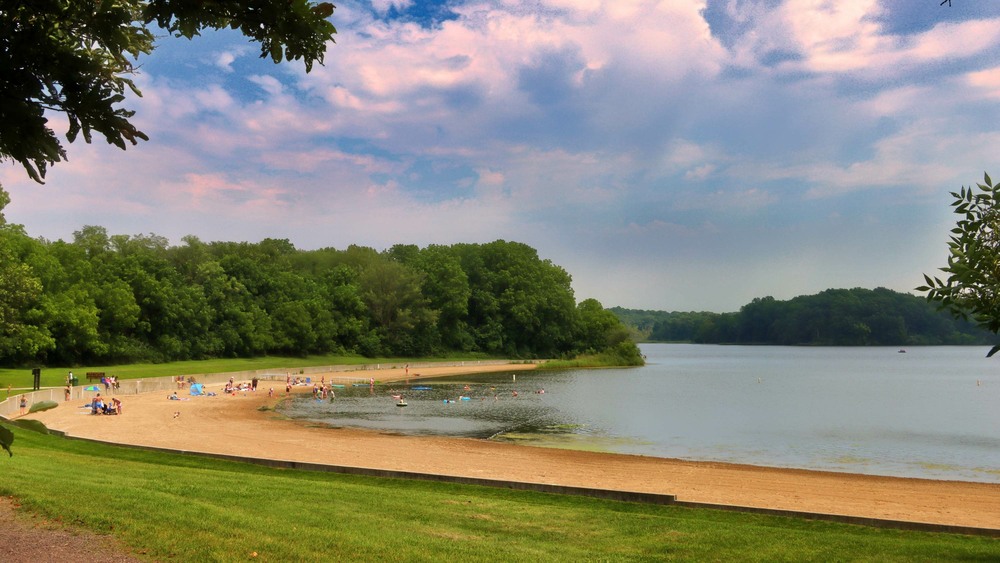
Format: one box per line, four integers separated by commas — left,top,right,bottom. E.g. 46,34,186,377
83,385,100,392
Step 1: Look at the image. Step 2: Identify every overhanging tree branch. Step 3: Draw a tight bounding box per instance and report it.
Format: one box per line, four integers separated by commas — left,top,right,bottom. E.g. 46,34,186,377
0,1,336,185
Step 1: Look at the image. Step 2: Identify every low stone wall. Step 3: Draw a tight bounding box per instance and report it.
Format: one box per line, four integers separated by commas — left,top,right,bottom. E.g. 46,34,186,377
0,360,523,418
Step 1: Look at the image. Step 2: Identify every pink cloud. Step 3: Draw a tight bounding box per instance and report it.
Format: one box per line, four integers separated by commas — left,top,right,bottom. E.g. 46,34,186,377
769,2,1000,76
967,66,1000,99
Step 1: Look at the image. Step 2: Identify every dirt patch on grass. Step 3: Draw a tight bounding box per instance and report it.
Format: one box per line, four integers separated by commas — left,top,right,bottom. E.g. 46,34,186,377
0,497,144,562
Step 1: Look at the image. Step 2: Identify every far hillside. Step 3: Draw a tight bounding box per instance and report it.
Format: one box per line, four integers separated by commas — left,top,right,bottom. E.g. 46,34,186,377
612,288,993,346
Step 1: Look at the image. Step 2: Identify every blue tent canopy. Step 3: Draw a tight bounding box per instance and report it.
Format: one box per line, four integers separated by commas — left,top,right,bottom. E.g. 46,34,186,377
189,383,204,396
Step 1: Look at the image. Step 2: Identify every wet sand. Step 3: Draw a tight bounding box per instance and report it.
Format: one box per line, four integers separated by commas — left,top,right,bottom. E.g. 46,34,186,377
24,363,1000,530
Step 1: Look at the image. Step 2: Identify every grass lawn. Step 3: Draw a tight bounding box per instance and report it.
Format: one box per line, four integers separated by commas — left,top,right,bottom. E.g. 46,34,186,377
1,424,997,562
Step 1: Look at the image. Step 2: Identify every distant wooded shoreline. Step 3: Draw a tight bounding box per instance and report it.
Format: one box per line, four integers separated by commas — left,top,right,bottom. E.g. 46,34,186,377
613,287,992,346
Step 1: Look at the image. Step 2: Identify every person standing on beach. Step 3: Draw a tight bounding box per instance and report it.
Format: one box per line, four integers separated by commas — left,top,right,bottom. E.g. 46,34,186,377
19,396,27,415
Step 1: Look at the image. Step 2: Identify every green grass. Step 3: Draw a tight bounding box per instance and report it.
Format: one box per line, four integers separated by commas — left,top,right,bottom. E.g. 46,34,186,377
1,424,997,562
540,355,639,370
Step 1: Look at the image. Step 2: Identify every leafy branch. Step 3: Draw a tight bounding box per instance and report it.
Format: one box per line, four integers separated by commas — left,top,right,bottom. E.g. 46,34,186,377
918,173,1000,356
0,1,336,184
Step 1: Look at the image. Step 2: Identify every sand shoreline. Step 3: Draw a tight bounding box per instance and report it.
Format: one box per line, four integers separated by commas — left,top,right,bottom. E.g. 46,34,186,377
23,363,1000,531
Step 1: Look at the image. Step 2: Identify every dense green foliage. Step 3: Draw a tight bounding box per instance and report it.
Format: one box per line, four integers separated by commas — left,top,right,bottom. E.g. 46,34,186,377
614,287,993,346
0,0,336,184
919,173,1000,356
0,203,638,365
2,424,997,561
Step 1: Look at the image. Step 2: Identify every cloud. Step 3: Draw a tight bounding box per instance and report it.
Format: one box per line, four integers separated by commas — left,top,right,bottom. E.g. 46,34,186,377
4,0,1000,312
684,164,716,181
213,45,253,72
675,187,776,212
371,0,414,15
967,65,1000,99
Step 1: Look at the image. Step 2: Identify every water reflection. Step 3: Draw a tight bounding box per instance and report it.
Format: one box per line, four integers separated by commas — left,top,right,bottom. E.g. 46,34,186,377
281,373,566,439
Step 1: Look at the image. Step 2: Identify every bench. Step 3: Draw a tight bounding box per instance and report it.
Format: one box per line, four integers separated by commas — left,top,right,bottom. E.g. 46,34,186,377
86,372,105,381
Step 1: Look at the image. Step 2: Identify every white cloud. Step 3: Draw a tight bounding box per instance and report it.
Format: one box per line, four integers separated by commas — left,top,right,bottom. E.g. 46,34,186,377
370,0,413,15
684,164,716,181
967,66,1000,99
213,46,251,72
5,0,1000,311
675,187,776,212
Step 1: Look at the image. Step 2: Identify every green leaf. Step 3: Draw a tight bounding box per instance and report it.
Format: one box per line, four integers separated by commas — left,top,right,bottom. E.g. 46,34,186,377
312,2,335,18
4,1,336,183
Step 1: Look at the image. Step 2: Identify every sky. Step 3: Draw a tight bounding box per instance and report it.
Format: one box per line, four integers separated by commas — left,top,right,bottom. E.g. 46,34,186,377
3,0,1000,313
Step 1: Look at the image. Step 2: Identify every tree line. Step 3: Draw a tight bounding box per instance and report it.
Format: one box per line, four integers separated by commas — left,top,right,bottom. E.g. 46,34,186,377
0,212,639,367
613,287,993,346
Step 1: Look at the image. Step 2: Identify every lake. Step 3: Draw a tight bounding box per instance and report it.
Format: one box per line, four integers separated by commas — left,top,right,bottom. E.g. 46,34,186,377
278,344,1000,483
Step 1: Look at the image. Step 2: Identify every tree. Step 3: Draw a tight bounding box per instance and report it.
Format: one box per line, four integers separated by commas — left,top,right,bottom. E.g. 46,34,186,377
412,245,473,352
0,0,336,184
0,226,50,362
468,241,577,357
358,260,436,356
314,264,369,353
575,298,630,353
918,173,1000,355
0,187,8,225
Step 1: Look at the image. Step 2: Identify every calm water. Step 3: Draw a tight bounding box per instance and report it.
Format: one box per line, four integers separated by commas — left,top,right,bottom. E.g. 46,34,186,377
279,344,1000,483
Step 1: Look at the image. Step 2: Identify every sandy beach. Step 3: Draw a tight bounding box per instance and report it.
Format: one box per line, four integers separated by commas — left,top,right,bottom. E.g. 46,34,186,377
23,363,1000,531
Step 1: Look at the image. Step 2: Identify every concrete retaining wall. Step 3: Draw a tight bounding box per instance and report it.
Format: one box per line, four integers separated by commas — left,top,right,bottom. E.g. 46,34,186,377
0,360,523,418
